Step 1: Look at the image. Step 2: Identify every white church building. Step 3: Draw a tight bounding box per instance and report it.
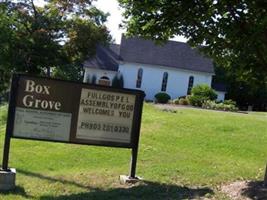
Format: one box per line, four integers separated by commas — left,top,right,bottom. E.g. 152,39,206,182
83,36,226,101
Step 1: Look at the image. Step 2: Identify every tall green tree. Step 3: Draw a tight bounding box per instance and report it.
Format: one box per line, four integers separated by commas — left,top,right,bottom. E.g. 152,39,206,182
0,2,17,96
213,63,267,110
0,0,110,95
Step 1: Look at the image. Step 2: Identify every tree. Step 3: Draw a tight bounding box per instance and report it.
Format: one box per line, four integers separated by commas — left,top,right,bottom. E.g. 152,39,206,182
0,2,18,96
213,63,267,110
0,0,111,95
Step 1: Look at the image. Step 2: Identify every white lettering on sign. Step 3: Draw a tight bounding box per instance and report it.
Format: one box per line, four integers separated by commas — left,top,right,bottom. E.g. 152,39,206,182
22,80,61,111
22,95,61,110
25,80,50,95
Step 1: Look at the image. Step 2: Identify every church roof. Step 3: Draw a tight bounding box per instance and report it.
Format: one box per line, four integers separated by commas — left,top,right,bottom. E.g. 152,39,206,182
84,36,214,74
83,44,120,71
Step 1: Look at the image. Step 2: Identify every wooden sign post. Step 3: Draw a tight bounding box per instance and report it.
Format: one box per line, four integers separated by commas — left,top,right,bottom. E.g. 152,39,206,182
1,74,145,189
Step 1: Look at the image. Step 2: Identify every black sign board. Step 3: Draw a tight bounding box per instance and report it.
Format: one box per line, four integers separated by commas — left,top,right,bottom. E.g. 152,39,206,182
2,74,145,178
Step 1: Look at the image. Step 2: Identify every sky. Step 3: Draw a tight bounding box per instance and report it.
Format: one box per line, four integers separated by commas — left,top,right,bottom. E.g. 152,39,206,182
93,0,124,44
93,0,187,44
35,0,187,44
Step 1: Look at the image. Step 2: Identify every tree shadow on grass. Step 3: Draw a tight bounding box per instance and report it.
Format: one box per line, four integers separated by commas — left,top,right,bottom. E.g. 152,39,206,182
17,168,94,190
241,181,267,200
39,181,213,200
0,185,33,199
17,169,214,200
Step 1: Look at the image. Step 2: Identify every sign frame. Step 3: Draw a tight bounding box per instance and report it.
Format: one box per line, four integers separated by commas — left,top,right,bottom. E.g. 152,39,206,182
2,74,145,178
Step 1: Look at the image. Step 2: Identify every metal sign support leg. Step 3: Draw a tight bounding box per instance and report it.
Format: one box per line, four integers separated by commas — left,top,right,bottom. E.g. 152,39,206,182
130,146,138,178
1,131,11,171
1,74,18,171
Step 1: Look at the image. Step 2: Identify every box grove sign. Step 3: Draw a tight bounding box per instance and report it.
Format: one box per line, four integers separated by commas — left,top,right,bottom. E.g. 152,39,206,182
10,74,144,146
2,74,145,178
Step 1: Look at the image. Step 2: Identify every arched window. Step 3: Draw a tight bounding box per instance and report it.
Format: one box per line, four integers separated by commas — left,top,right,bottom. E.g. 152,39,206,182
187,76,194,94
136,68,143,88
98,76,110,86
161,72,168,91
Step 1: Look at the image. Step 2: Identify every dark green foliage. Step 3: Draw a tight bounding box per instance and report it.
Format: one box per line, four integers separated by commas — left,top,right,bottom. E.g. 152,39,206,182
0,0,110,94
191,84,217,100
0,3,16,95
0,68,11,96
213,63,267,111
52,64,84,82
112,74,124,88
188,95,203,107
154,92,171,104
188,84,217,107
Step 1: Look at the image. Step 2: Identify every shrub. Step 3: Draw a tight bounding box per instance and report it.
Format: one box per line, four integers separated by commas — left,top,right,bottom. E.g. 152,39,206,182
173,98,180,105
202,100,216,109
191,84,217,100
223,99,236,106
188,95,206,106
154,92,171,104
188,84,217,107
179,98,189,105
202,100,238,112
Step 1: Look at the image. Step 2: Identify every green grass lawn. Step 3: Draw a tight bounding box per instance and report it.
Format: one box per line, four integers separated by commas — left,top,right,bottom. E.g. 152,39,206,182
0,103,266,199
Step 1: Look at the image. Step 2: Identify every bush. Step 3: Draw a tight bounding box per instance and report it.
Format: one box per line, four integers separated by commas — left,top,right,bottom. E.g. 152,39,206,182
188,84,217,107
202,100,216,109
172,97,189,105
179,98,189,105
202,100,238,112
223,99,236,106
191,84,217,100
154,92,171,104
188,95,206,107
173,98,180,105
